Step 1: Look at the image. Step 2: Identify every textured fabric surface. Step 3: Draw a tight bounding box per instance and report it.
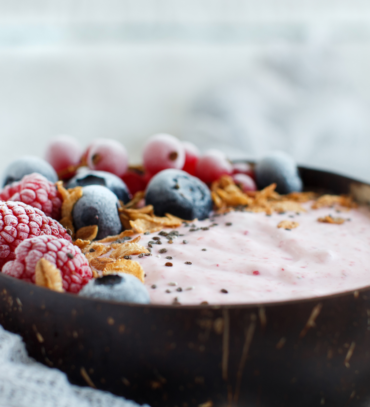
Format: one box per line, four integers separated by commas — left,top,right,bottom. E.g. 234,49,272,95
0,325,147,407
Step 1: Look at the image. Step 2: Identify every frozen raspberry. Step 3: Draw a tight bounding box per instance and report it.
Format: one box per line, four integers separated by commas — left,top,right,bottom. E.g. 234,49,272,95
45,135,83,180
0,201,71,269
2,235,92,293
0,173,62,220
87,139,128,177
196,150,232,184
182,141,200,176
143,134,185,175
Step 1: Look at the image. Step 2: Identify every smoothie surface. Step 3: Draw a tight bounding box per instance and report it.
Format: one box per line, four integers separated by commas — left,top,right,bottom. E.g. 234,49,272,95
134,203,370,304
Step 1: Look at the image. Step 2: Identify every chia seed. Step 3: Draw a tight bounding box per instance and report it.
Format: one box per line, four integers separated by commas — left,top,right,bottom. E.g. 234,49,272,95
201,248,207,251
189,228,199,232
151,284,157,289
201,227,209,231
159,231,168,236
67,253,74,259
220,289,228,294
138,253,144,258
176,287,183,292
153,237,160,241
185,261,192,265
144,231,150,235
89,248,95,253
225,222,232,226
159,248,167,254
183,240,188,244
168,282,177,286
124,255,132,260
145,253,152,256
166,256,173,260
165,289,171,293
165,262,173,267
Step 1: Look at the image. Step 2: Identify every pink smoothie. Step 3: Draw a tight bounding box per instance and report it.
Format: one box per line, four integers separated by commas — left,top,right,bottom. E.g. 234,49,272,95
133,203,370,305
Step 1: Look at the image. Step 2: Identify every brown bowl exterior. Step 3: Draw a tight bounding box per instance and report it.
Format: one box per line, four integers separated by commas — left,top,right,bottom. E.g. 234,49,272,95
0,166,370,407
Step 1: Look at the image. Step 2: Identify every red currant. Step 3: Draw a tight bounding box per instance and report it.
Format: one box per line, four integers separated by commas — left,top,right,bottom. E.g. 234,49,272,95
121,170,152,195
143,134,185,175
232,173,257,192
196,150,232,184
45,135,82,179
232,162,255,180
182,141,199,176
87,139,128,177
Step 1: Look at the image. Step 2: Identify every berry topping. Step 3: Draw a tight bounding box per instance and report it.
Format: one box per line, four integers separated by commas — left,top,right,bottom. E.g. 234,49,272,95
182,141,200,176
196,150,232,184
67,169,130,204
0,201,71,269
121,169,151,196
45,135,83,180
2,235,92,293
87,139,128,177
2,156,58,188
145,169,212,220
0,173,62,219
232,162,255,179
255,151,302,194
232,173,257,193
79,273,150,303
72,185,122,240
143,134,185,175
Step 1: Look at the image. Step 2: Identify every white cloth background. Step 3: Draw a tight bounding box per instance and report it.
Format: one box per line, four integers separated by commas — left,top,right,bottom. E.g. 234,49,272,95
0,325,147,407
0,0,370,180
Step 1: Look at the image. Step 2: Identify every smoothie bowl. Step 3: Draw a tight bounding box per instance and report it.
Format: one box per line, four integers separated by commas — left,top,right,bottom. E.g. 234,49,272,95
0,136,370,407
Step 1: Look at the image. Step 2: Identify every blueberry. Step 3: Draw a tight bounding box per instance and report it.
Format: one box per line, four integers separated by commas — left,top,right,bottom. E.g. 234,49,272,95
67,169,130,203
145,169,212,220
2,156,58,187
72,185,122,240
255,151,302,194
79,273,150,304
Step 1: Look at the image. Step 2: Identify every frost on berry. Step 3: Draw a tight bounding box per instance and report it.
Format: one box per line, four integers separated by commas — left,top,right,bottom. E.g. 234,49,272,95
0,201,71,269
2,235,92,293
0,173,62,219
143,133,185,175
45,135,83,179
196,150,232,184
87,139,128,177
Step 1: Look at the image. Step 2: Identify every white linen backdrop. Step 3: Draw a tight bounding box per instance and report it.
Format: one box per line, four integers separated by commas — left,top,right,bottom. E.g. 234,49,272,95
0,0,370,180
